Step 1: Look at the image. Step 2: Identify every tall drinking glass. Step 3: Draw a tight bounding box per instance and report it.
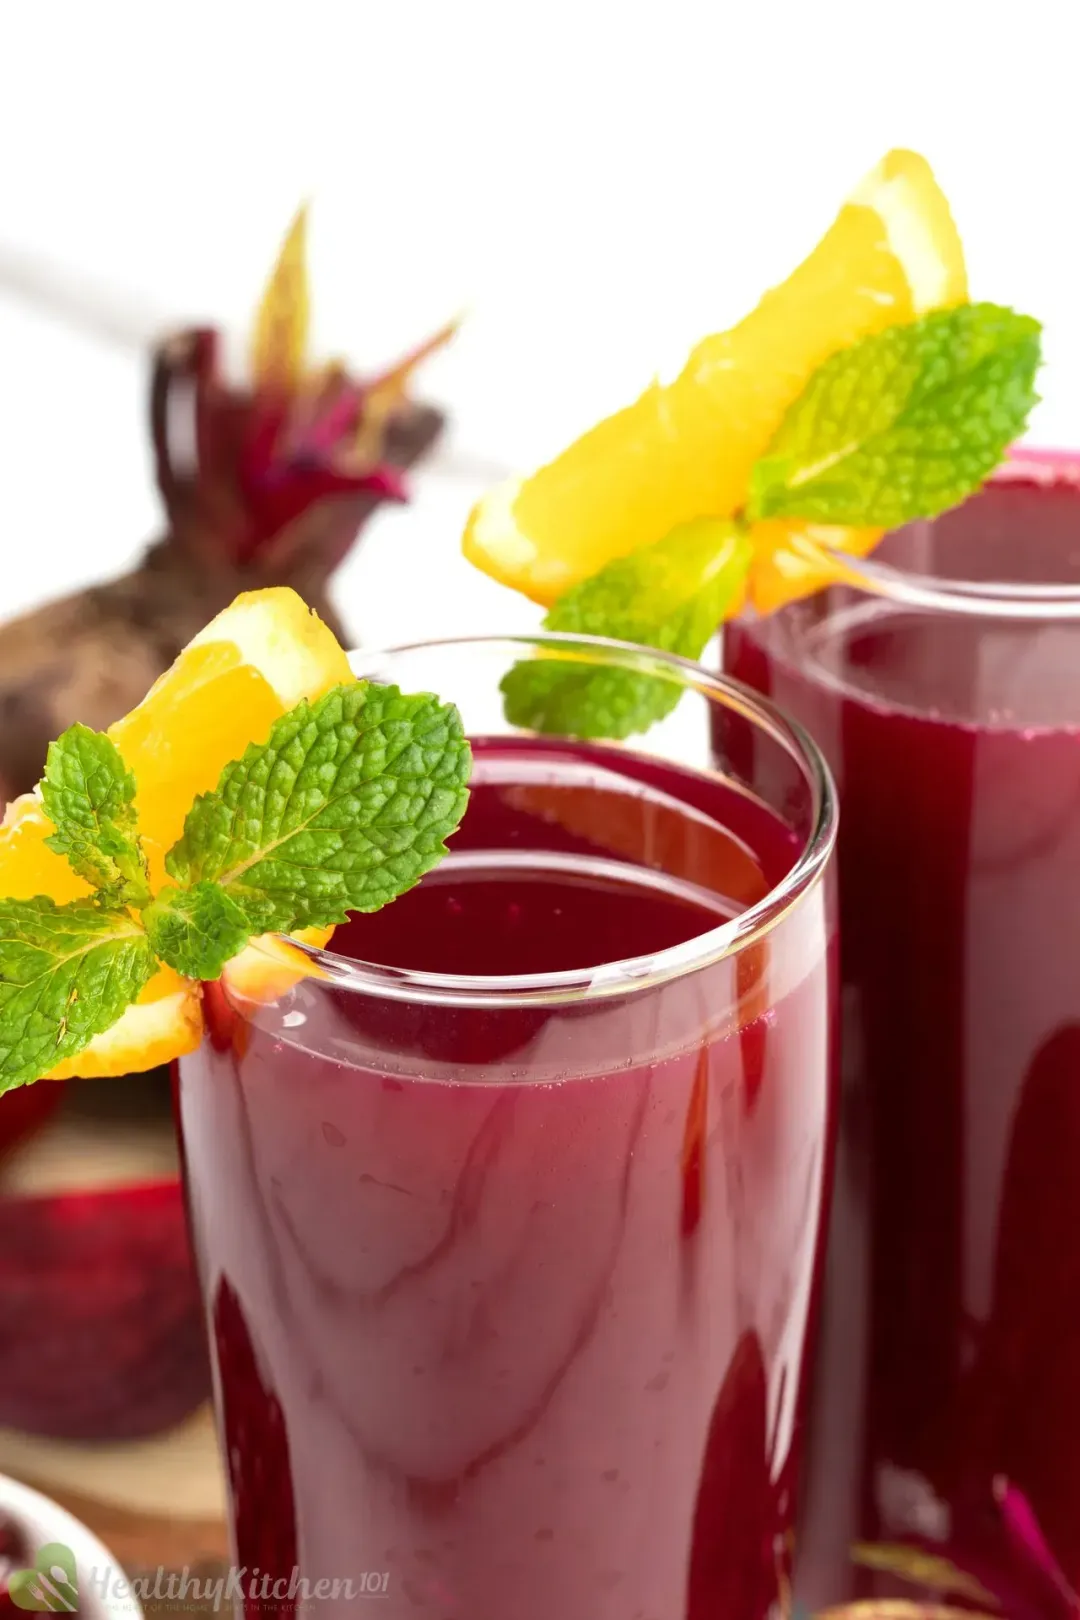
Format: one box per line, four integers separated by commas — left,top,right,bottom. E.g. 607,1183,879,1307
177,633,838,1620
725,455,1080,1603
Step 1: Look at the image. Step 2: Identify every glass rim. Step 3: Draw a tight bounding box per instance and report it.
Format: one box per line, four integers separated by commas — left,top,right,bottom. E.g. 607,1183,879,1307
251,630,839,1009
821,449,1080,620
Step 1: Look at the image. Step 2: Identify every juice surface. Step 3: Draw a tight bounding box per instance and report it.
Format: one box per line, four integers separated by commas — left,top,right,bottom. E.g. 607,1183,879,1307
726,469,1080,1603
180,737,834,1620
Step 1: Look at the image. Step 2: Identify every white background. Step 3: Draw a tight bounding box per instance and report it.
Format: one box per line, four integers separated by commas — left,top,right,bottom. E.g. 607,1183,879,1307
1,0,1078,644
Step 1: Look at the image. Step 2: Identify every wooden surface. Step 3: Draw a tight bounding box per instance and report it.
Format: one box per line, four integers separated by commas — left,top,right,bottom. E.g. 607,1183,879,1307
47,1482,228,1576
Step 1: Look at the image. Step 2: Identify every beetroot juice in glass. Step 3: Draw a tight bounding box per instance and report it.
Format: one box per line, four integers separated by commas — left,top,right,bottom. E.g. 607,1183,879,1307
177,633,838,1620
725,453,1080,1605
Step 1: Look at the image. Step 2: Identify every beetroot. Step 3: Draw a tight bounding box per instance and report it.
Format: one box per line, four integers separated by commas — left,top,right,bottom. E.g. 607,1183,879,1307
0,211,449,798
0,1179,208,1440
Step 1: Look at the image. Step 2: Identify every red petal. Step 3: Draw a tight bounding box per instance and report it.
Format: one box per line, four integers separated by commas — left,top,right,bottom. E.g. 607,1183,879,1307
996,1479,1079,1611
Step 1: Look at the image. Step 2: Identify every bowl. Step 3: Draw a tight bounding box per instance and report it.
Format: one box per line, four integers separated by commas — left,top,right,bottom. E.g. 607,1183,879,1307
0,1469,143,1618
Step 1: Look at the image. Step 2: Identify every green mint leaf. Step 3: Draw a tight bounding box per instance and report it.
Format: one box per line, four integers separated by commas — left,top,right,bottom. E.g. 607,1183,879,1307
501,518,752,740
144,882,253,981
165,681,471,931
0,899,154,1093
41,724,150,904
746,303,1042,527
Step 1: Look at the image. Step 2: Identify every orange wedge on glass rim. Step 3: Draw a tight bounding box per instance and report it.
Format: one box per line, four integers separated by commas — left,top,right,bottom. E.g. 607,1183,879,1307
0,588,349,1081
463,149,969,615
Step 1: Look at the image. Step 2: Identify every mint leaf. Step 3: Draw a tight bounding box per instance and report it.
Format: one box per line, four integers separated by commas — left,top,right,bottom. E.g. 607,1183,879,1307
501,518,751,739
41,724,149,904
747,303,1042,527
144,882,253,980
165,681,471,930
0,899,154,1093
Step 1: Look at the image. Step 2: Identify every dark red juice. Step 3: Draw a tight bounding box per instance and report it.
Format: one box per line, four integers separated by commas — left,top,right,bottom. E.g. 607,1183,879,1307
179,736,835,1620
725,463,1080,1605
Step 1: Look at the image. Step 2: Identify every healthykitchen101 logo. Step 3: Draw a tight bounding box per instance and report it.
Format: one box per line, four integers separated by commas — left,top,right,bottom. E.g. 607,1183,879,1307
7,1549,393,1612
7,1543,78,1612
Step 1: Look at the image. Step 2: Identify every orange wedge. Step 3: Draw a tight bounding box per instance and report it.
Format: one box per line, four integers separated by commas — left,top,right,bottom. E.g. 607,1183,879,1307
464,149,968,614
0,587,348,1080
45,964,204,1081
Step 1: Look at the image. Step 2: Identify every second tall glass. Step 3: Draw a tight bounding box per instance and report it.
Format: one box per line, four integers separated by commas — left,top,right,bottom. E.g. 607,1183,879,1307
726,457,1080,1604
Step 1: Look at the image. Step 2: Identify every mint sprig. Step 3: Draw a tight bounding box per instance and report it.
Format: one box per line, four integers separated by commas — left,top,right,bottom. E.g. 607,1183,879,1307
502,519,751,739
166,683,470,931
41,725,150,905
0,899,155,1091
0,681,471,1093
143,883,253,982
504,302,1042,740
747,303,1041,526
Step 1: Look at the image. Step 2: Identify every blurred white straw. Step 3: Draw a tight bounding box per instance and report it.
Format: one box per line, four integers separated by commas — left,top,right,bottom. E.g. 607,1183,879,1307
0,238,514,485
